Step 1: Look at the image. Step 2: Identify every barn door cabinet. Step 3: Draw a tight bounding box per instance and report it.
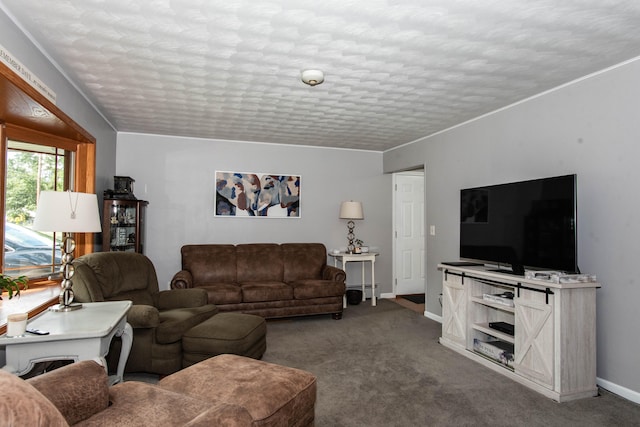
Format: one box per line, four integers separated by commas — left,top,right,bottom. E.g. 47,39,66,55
441,272,467,347
102,198,148,253
438,264,599,402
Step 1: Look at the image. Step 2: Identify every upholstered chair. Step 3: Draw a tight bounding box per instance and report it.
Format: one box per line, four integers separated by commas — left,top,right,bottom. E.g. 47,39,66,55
71,252,218,375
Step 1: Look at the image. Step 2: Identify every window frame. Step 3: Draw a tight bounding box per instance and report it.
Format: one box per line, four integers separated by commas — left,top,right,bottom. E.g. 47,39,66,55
0,61,97,328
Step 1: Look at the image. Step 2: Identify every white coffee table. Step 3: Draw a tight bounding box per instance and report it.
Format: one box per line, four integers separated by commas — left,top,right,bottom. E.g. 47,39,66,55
0,301,133,384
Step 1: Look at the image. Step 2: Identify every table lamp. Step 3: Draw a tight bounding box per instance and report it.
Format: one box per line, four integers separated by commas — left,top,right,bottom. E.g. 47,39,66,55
339,201,364,253
33,191,101,312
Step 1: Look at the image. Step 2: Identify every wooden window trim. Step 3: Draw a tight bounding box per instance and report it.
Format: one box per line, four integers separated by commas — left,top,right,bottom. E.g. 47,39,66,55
0,60,97,323
5,123,82,151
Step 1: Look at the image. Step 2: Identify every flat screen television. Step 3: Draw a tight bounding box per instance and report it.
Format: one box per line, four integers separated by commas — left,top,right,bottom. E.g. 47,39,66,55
460,174,577,275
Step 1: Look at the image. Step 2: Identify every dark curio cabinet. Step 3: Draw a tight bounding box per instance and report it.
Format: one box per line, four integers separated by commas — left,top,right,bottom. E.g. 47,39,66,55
102,198,148,253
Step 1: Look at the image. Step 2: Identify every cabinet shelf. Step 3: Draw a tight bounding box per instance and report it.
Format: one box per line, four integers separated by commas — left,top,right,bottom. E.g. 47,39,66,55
470,296,514,313
472,350,515,372
472,323,515,344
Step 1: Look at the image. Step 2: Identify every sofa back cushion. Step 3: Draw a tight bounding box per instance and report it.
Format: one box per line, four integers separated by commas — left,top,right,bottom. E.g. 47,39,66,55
0,368,68,426
237,244,283,282
28,360,110,425
72,252,158,306
282,243,327,282
182,244,237,284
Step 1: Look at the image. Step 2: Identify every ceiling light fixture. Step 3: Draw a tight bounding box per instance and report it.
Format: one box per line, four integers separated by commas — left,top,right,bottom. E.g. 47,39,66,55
301,69,324,86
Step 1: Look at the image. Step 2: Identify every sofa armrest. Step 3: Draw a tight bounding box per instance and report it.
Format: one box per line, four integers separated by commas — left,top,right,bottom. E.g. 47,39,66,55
157,288,209,310
127,304,160,328
322,265,346,283
28,360,110,425
171,270,194,289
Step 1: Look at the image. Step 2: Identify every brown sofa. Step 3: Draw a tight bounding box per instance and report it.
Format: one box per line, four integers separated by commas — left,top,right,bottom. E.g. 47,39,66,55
0,355,316,426
171,243,347,319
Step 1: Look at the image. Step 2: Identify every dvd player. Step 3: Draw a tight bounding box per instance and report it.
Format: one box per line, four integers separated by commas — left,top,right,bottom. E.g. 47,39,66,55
488,321,514,336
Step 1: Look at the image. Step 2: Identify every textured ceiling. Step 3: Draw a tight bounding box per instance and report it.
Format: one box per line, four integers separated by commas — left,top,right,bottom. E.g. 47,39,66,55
3,0,640,151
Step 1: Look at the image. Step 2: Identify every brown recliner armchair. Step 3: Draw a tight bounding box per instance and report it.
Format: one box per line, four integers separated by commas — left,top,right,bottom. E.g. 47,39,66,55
71,252,218,375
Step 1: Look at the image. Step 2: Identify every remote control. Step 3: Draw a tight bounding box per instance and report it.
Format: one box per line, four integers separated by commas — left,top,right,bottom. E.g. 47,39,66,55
26,328,49,335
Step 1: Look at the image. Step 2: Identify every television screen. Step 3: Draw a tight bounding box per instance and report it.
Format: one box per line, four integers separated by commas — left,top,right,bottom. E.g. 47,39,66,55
460,174,577,275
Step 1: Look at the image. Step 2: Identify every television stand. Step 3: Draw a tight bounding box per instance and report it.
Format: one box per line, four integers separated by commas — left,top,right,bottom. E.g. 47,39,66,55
488,269,523,277
439,263,599,402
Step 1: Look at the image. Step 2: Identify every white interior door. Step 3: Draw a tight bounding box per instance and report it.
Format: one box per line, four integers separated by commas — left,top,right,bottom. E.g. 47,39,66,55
393,172,425,295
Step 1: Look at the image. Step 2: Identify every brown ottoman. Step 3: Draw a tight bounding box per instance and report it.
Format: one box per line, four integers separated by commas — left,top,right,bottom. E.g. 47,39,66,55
159,354,316,427
182,312,267,367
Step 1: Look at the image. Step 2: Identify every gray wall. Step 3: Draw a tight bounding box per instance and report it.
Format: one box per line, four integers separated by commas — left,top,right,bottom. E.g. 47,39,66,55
116,132,392,293
384,58,640,400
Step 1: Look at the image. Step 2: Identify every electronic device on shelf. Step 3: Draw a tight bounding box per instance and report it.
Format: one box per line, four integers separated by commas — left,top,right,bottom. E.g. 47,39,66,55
488,321,514,336
524,270,597,284
482,292,515,307
459,174,577,276
26,328,49,335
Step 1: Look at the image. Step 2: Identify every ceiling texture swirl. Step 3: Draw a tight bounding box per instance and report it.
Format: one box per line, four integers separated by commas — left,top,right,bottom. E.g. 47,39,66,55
2,0,640,151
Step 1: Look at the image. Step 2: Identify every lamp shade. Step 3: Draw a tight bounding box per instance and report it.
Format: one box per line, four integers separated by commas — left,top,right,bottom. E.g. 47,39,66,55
339,201,364,220
33,191,102,233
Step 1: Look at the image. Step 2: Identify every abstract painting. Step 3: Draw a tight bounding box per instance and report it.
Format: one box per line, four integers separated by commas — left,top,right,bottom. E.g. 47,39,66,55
215,171,301,217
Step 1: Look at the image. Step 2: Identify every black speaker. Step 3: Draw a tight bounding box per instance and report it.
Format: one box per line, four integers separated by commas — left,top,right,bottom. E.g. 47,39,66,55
346,289,363,305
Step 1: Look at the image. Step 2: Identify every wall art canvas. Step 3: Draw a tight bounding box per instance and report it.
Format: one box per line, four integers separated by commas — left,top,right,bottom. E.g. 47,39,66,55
215,171,301,217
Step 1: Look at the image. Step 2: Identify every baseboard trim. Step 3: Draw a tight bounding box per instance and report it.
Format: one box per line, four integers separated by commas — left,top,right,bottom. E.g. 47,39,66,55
424,311,442,323
597,377,640,404
380,293,395,299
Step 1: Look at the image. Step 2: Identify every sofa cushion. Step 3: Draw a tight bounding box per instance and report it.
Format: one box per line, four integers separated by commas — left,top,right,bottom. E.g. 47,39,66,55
28,360,110,425
157,288,210,310
73,252,158,305
198,283,243,304
156,305,219,344
282,243,326,282
159,354,316,427
183,404,254,426
0,369,68,427
237,244,284,282
182,244,237,283
290,279,346,299
77,381,215,426
241,282,293,302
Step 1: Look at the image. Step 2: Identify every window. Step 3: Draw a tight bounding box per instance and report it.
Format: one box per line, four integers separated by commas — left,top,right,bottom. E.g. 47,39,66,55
4,140,70,278
0,62,97,295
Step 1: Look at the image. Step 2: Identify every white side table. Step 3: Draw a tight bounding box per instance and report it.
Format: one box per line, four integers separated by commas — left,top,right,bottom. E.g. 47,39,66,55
329,252,379,307
0,301,133,384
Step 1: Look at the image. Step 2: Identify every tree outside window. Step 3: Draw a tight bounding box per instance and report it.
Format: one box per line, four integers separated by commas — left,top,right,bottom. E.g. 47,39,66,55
4,141,68,278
